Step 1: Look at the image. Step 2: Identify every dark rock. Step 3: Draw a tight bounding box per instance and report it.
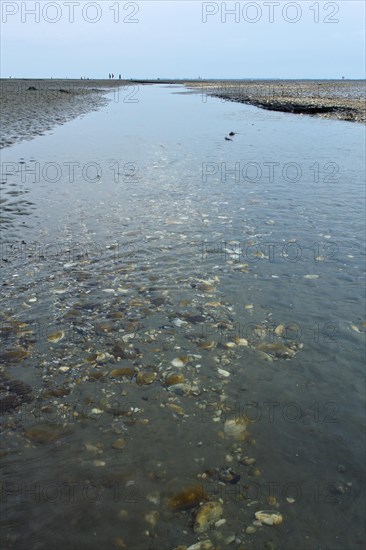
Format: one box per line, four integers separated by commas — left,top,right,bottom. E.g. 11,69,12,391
218,467,241,484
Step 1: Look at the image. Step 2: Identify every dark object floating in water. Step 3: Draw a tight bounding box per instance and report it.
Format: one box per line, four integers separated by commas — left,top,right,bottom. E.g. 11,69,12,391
225,137,232,141
59,89,70,94
229,131,236,136
27,86,37,91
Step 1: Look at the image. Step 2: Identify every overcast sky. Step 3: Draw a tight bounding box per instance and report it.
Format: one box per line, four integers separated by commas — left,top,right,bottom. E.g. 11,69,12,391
1,1,365,79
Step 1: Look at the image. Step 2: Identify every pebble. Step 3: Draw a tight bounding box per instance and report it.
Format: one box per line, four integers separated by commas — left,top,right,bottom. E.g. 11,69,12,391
93,460,106,467
194,501,223,533
198,341,216,350
248,467,262,477
215,518,226,528
166,403,185,416
254,511,283,526
58,366,70,373
112,438,126,450
224,418,248,441
240,456,256,466
171,357,189,368
0,348,30,363
233,337,248,346
173,318,188,327
217,368,230,378
47,330,65,343
136,371,156,385
145,510,159,528
245,526,256,534
274,324,285,336
186,541,214,550
168,485,207,511
218,467,240,484
165,373,185,386
257,342,296,358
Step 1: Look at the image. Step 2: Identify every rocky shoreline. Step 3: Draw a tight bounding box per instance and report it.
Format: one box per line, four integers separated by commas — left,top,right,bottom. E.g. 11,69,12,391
185,80,366,123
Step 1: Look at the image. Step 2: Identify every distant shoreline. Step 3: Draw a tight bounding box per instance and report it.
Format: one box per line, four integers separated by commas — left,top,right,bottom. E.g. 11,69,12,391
1,78,364,148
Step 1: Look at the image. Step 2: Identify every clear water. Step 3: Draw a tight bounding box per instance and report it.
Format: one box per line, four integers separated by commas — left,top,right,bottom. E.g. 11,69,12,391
0,85,365,550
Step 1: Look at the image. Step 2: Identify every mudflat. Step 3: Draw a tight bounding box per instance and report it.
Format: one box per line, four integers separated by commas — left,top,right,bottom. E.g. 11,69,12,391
185,79,366,123
0,79,131,149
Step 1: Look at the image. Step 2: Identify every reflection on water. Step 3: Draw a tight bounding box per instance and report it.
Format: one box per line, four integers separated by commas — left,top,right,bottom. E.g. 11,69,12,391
0,86,365,550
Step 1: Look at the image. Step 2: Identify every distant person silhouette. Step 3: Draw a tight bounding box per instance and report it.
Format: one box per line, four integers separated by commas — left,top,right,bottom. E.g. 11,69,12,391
109,73,111,79
119,74,121,79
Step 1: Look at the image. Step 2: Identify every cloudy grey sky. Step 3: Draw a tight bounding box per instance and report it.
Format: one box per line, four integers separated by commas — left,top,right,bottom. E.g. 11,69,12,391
1,1,365,79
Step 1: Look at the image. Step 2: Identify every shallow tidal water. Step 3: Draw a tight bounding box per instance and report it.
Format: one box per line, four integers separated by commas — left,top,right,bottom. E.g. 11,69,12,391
0,85,365,550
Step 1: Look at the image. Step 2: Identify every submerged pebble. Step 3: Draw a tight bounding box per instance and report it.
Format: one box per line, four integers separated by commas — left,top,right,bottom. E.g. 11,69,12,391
165,373,185,387
47,330,65,343
24,423,69,444
194,501,223,533
224,418,249,441
168,485,207,511
112,438,126,450
254,510,283,526
171,356,190,368
136,371,156,385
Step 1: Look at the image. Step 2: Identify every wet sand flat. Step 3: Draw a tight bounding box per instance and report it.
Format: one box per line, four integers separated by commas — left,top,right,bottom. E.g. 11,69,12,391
0,79,133,149
180,79,366,123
